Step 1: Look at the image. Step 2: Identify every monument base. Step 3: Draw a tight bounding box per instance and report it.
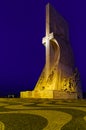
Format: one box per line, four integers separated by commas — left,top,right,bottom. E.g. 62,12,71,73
20,90,77,99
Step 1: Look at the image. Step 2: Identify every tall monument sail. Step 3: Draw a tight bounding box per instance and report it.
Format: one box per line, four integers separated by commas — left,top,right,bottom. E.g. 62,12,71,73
20,3,82,99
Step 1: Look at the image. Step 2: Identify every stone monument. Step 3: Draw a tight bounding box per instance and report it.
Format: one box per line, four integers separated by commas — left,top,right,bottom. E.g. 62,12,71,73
20,3,82,99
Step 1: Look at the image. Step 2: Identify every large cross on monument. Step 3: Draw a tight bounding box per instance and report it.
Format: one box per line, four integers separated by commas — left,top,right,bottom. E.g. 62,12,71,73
42,3,54,78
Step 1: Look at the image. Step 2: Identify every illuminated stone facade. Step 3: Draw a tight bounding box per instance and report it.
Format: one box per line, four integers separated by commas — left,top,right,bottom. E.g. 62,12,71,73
20,3,82,99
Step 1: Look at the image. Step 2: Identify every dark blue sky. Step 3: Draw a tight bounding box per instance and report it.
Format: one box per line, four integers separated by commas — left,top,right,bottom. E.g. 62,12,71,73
0,0,86,96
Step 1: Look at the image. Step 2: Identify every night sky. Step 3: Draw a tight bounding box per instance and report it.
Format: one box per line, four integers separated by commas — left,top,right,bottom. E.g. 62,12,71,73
0,0,86,97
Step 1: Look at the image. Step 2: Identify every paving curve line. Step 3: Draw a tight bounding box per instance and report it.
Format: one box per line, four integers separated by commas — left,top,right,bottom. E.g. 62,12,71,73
83,116,86,121
0,110,72,130
25,110,72,130
0,121,5,130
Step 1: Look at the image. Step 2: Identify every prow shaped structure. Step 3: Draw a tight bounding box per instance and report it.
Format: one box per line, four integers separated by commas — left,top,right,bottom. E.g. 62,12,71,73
20,3,82,99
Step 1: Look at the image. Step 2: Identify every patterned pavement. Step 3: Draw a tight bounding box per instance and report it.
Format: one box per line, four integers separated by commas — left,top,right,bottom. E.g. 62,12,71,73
0,98,86,129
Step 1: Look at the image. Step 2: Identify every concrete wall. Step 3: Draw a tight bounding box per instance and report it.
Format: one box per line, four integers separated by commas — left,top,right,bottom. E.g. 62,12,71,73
53,91,77,99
